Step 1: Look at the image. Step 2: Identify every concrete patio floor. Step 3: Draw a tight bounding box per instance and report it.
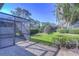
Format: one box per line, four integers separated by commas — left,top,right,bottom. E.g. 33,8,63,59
57,48,79,56
16,40,59,56
16,40,79,56
0,45,35,56
0,40,79,56
0,40,59,56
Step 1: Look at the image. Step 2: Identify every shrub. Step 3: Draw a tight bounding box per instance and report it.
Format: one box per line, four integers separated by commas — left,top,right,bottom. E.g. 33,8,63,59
30,29,39,35
69,28,79,34
16,32,21,36
57,28,79,34
53,33,79,48
31,32,79,48
57,29,69,33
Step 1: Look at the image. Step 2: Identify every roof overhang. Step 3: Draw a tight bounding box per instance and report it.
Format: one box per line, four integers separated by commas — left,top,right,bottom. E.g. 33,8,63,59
0,3,4,9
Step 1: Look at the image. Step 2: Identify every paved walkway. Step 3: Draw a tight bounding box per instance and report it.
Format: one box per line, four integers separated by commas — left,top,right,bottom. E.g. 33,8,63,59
0,41,79,56
0,40,79,56
0,45,35,56
57,48,79,56
0,40,59,56
18,40,79,56
16,40,59,56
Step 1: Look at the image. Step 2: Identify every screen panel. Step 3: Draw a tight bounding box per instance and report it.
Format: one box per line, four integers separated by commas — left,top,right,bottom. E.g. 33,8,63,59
0,21,15,48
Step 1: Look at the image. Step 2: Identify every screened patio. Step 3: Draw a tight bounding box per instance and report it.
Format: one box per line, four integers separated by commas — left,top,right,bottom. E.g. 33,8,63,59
0,12,30,49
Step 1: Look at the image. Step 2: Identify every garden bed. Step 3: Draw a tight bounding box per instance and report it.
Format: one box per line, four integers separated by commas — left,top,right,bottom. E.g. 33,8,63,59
31,32,79,48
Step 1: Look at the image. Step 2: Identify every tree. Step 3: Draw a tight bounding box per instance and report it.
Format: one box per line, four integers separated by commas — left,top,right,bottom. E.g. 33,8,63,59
22,9,31,19
11,7,31,19
11,7,22,17
56,4,71,29
70,4,79,24
11,7,41,31
56,3,79,29
43,24,53,33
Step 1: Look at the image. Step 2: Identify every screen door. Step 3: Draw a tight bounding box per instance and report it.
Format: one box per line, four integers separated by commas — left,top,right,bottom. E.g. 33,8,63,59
0,20,15,48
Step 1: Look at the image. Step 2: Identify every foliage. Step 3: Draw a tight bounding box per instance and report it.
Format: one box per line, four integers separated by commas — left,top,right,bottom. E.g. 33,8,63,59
39,22,50,33
69,28,79,34
31,32,79,47
16,32,21,36
57,29,69,33
11,7,40,31
30,20,40,30
31,33,55,45
57,28,79,34
39,22,56,33
56,3,79,28
11,7,31,19
30,29,39,35
52,33,79,47
43,25,54,33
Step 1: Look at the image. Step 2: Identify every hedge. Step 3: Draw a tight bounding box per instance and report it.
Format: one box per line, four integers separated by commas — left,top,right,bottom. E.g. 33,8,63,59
69,29,79,34
57,28,79,34
57,29,69,33
52,33,79,47
30,29,39,35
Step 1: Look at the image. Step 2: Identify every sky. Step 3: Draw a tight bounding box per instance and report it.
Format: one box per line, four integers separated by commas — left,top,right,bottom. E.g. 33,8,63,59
0,3,57,24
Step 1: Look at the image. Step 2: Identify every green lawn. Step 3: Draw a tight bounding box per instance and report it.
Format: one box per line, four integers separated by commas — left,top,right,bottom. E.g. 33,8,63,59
31,32,79,46
31,32,59,45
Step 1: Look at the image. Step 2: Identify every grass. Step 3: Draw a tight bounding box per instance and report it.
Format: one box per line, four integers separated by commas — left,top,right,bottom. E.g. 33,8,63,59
31,32,79,46
30,32,59,45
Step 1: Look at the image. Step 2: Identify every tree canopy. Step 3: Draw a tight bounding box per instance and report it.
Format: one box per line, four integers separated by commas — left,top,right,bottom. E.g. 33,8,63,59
56,3,79,28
